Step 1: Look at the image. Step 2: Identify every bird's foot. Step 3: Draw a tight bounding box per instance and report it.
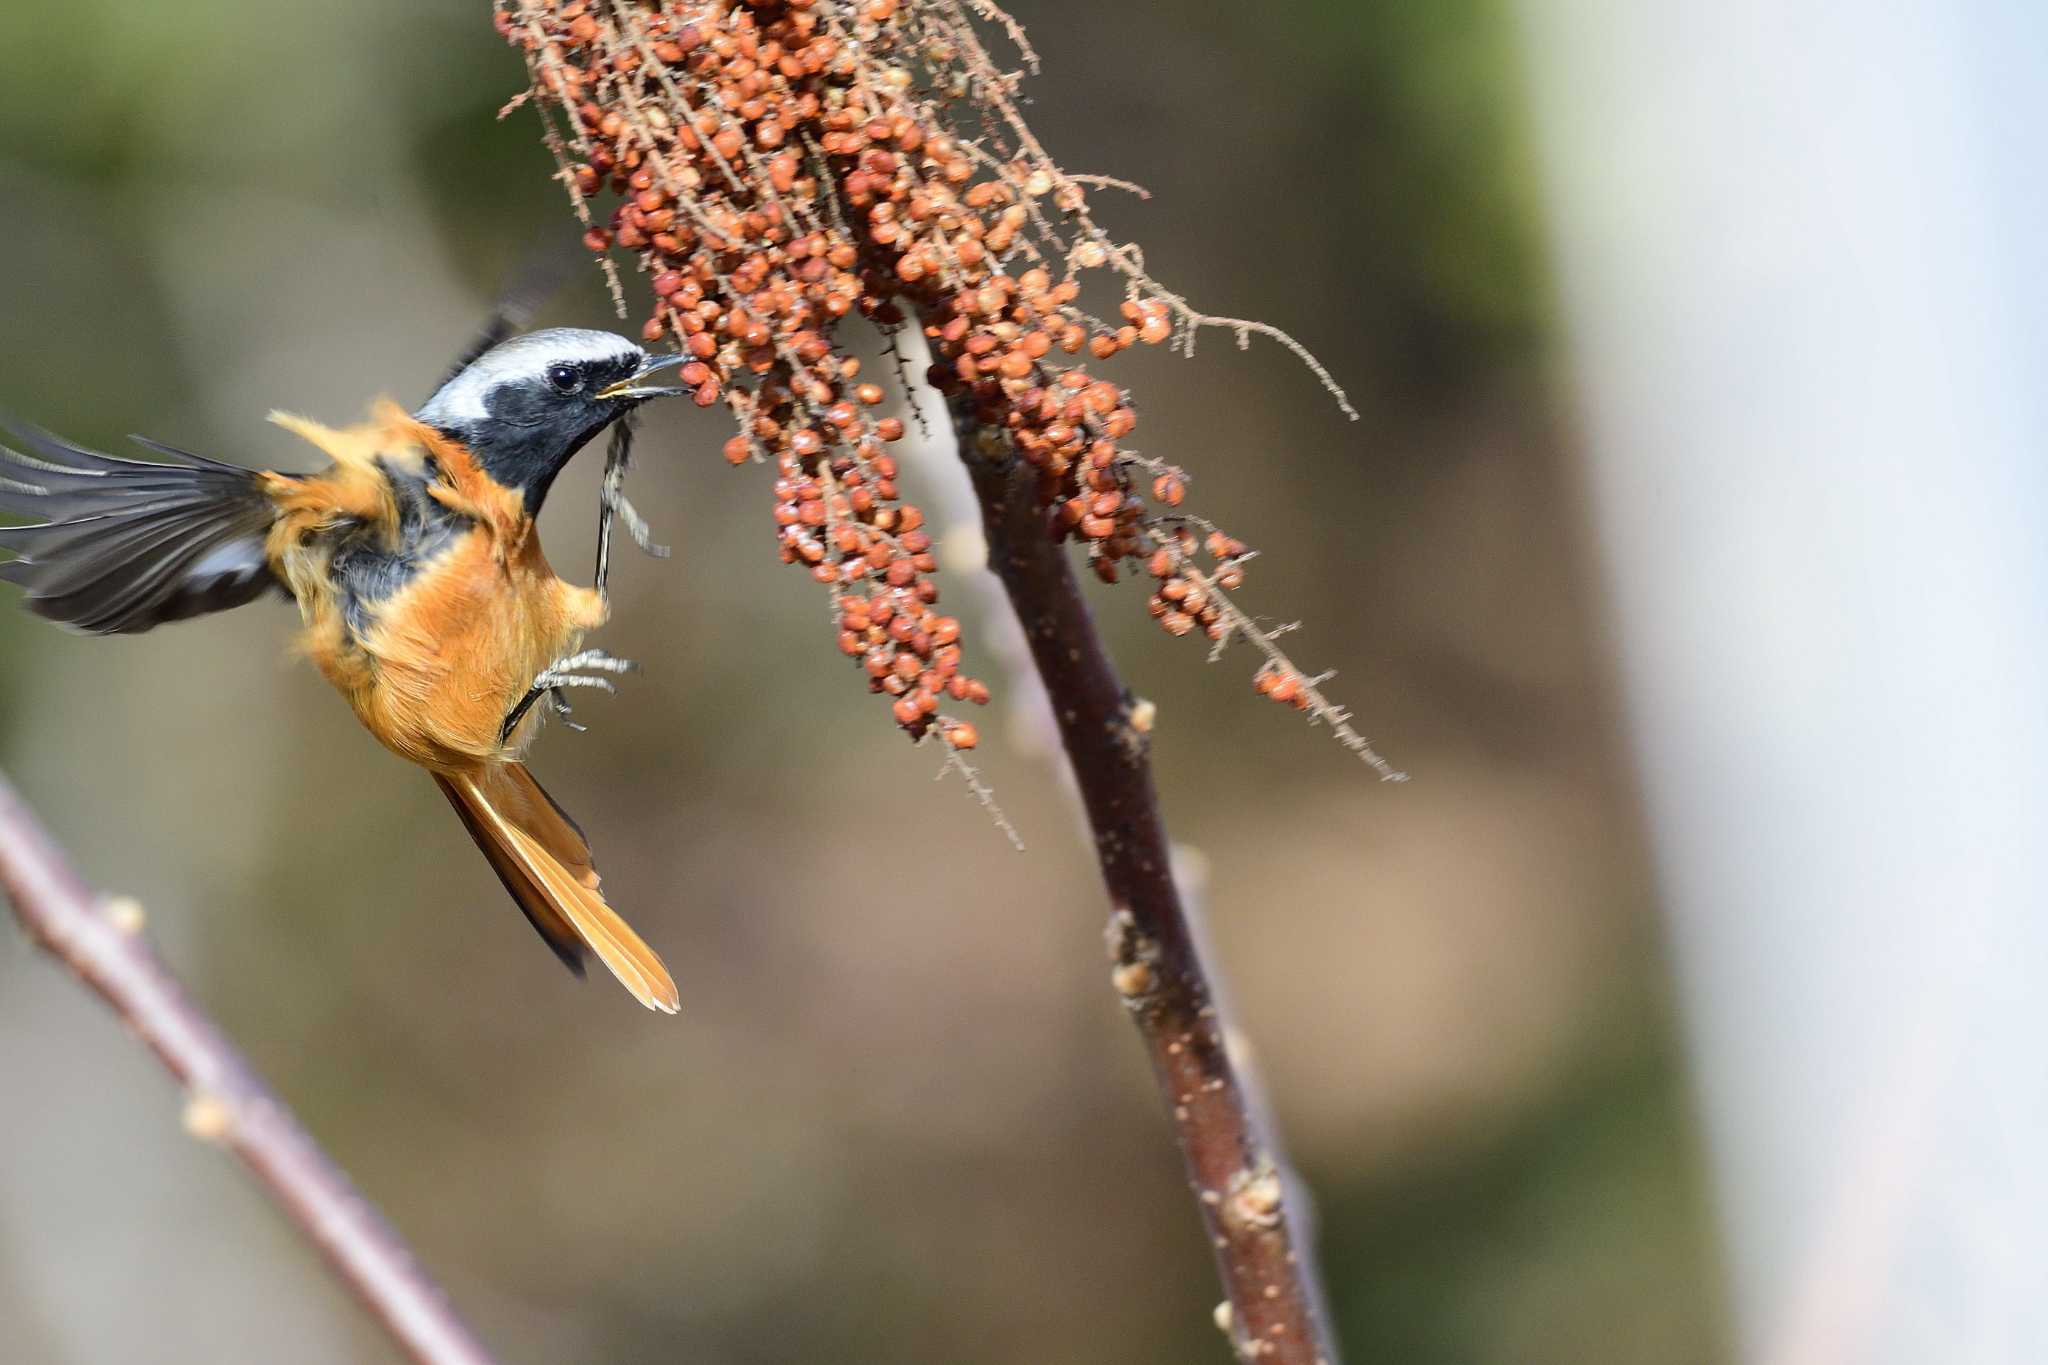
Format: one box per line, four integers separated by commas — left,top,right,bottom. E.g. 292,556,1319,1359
500,651,639,742
533,648,639,692
547,691,589,734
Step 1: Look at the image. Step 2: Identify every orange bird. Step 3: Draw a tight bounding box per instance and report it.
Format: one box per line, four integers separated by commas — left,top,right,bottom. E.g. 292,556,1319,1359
0,329,685,1011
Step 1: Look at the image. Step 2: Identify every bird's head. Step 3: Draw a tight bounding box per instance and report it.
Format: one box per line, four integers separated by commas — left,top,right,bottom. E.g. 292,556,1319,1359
413,327,686,511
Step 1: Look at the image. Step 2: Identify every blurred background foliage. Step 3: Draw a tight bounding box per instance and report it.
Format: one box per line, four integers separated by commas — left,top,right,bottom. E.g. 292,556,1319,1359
0,1,1727,1361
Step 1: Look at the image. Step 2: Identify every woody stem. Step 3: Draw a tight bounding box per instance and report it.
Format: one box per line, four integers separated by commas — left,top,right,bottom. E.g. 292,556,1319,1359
951,400,1339,1365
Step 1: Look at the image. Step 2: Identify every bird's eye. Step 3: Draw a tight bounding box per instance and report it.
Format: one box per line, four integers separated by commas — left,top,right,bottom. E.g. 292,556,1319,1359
545,363,583,394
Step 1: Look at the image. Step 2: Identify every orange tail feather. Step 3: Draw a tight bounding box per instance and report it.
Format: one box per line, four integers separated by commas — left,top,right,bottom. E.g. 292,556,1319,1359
434,765,678,1014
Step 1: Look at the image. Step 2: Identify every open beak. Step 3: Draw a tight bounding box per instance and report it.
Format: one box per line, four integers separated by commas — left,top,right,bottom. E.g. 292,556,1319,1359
598,352,690,401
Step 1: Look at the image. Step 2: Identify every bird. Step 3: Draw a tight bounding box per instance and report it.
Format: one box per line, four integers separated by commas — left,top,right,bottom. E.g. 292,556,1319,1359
0,328,688,1012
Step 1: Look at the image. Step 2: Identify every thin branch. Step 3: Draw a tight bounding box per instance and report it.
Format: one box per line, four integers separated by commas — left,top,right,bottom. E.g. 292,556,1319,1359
952,406,1338,1365
0,772,499,1365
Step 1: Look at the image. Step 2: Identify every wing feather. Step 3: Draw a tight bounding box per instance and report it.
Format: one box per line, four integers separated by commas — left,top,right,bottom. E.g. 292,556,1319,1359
0,420,279,633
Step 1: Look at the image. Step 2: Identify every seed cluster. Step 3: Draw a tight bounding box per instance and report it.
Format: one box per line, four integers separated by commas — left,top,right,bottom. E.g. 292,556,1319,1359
501,0,1396,777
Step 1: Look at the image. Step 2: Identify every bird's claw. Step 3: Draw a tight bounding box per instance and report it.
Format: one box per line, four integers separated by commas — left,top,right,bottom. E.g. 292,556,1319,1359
533,648,639,692
501,650,639,742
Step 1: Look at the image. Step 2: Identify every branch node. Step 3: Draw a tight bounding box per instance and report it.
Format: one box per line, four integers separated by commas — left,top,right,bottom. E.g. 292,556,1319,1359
1111,959,1157,1001
1223,1162,1286,1234
101,894,146,936
1115,693,1156,761
181,1090,235,1145
1105,907,1162,1007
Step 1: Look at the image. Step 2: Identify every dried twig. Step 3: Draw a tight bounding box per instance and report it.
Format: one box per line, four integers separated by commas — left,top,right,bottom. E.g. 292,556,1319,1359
956,405,1338,1365
0,772,499,1365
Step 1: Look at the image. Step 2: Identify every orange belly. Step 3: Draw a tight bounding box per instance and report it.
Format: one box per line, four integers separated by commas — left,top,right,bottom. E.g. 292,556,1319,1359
308,531,603,771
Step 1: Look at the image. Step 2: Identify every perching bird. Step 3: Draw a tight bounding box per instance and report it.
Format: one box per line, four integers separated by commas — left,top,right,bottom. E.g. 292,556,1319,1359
0,329,687,1012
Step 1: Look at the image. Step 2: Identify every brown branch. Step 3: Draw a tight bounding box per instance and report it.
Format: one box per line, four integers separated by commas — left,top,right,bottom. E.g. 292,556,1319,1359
0,772,500,1365
953,408,1338,1365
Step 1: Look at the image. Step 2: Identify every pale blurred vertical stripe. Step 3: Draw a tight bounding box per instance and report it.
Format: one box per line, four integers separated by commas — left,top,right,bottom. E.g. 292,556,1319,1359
1517,3,2048,1362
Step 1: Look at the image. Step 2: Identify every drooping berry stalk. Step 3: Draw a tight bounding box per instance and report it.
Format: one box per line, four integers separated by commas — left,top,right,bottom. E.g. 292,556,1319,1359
498,0,1398,779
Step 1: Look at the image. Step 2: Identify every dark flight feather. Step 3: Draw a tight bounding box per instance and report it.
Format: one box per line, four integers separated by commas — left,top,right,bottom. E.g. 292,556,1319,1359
0,422,280,634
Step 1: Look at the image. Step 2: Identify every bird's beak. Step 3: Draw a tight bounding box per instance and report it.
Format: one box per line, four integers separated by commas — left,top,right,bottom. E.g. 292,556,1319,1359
598,352,690,401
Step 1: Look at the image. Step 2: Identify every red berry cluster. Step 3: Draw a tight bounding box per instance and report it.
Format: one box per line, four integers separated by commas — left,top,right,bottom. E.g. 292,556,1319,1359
500,0,1281,751
771,448,987,746
1142,531,1246,639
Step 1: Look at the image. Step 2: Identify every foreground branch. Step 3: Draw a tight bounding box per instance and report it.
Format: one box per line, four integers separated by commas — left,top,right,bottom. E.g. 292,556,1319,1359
956,411,1336,1365
0,773,499,1365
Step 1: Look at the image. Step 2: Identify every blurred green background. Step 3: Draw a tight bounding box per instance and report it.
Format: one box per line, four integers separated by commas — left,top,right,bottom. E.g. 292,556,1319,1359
0,1,1728,1361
